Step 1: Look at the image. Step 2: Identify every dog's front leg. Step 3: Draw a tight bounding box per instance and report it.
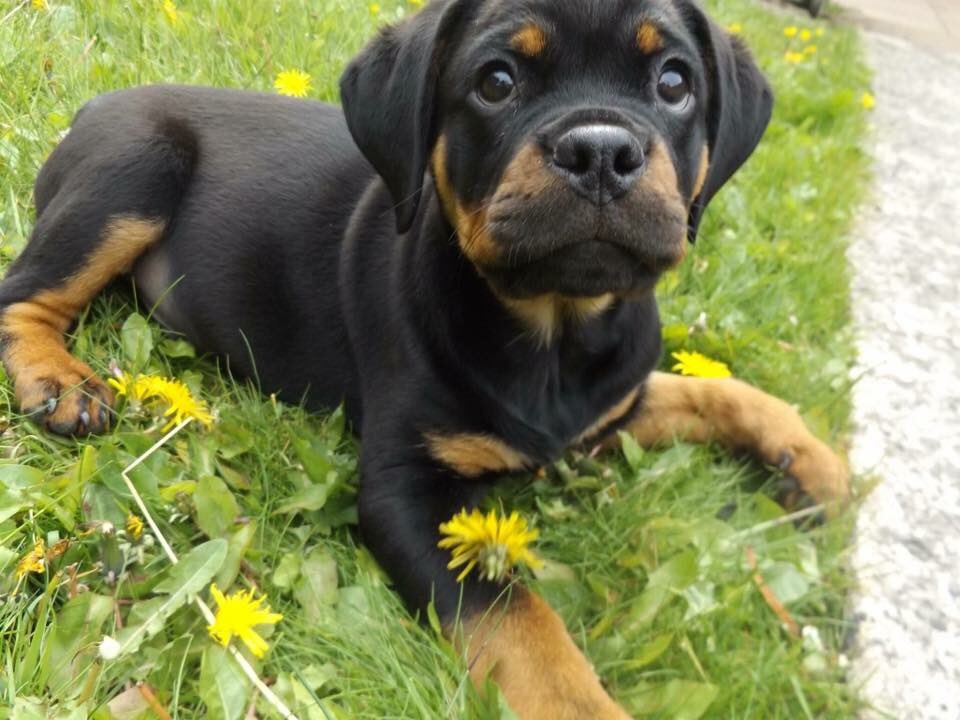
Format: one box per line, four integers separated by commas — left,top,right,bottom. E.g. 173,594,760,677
617,372,849,508
358,441,630,720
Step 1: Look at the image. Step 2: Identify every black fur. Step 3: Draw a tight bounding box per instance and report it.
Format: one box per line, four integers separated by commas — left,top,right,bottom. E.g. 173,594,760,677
0,0,772,622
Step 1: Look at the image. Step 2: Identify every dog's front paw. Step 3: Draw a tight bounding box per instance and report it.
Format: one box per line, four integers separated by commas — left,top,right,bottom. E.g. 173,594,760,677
14,360,114,436
761,420,849,511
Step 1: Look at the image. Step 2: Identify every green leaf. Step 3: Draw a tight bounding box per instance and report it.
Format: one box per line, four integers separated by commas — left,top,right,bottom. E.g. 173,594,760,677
625,633,674,670
762,561,811,605
159,337,196,359
194,475,239,538
120,313,154,370
272,481,334,515
271,552,302,590
199,644,251,720
293,547,338,621
113,540,227,658
45,593,115,694
627,551,698,629
213,420,256,460
216,521,257,589
625,680,718,719
291,432,334,484
618,431,645,473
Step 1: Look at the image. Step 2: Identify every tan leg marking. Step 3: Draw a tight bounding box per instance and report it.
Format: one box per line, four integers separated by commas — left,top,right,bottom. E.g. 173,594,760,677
612,372,849,508
637,21,664,54
0,216,165,435
575,385,641,445
458,589,630,720
511,24,548,58
425,432,532,478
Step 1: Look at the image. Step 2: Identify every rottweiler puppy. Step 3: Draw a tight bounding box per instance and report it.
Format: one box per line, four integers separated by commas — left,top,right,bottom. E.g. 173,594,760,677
0,0,849,715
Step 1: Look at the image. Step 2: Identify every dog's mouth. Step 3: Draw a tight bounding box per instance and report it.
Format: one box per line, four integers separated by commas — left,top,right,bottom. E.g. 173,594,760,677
476,202,688,299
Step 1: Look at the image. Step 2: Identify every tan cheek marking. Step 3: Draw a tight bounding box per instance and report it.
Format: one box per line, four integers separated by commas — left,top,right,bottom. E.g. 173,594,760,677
455,589,631,719
574,385,641,445
637,21,664,54
510,24,547,58
432,136,500,266
425,432,532,478
692,144,710,199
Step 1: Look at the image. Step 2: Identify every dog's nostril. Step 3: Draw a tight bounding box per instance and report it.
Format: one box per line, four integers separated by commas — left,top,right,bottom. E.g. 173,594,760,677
554,136,592,174
614,141,645,176
551,125,647,204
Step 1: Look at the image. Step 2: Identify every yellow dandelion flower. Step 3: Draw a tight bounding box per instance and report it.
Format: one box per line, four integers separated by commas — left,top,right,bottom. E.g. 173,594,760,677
162,0,179,26
31,0,47,10
144,376,214,431
409,0,424,6
274,70,312,98
369,3,381,15
109,371,213,431
207,584,283,659
784,51,805,65
15,538,46,579
815,28,825,38
671,350,732,379
126,514,144,540
861,92,876,110
438,508,541,583
803,44,818,56
108,371,152,402
726,22,743,35
800,29,812,42
783,26,798,38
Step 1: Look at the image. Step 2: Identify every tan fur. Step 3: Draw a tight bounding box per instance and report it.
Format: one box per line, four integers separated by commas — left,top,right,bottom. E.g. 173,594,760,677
0,216,165,428
458,589,630,720
575,385,640,445
511,24,548,58
692,144,710,199
613,372,850,508
426,432,532,478
432,136,500,266
500,294,614,346
637,21,665,54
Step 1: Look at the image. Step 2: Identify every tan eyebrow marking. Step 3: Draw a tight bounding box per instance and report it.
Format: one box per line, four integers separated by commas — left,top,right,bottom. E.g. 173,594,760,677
511,24,548,58
637,21,665,54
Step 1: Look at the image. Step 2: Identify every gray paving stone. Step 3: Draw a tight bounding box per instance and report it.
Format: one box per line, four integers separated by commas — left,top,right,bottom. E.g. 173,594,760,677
847,30,960,720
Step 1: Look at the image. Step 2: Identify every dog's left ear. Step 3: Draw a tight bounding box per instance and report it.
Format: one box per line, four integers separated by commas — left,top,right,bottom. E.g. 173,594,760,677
683,4,774,242
340,1,471,234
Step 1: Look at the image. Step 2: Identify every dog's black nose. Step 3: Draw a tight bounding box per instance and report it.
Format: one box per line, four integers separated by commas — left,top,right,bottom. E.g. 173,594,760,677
552,125,645,205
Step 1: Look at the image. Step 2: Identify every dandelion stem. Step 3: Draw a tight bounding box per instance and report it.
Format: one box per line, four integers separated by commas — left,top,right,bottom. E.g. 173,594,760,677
118,418,299,720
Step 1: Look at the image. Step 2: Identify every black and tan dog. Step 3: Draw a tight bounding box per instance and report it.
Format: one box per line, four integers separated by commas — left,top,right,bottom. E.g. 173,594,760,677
0,0,848,716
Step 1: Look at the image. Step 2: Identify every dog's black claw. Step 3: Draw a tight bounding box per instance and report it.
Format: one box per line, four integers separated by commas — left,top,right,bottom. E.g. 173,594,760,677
778,451,794,471
44,396,58,415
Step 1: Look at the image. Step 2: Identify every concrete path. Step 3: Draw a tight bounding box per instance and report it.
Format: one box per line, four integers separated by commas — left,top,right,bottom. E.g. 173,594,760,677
831,1,960,717
833,0,960,51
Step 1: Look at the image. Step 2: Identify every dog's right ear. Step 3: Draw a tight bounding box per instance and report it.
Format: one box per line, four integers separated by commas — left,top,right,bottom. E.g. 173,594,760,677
340,1,471,234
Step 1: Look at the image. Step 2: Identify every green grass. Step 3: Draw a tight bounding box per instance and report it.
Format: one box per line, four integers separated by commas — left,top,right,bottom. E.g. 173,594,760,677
0,0,871,718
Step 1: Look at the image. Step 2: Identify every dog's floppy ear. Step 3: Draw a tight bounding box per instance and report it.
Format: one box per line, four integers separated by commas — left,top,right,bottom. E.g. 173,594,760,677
684,4,774,242
340,1,470,234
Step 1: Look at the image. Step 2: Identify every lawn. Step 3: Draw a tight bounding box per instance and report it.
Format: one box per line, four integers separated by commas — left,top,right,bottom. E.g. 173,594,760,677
0,1,871,718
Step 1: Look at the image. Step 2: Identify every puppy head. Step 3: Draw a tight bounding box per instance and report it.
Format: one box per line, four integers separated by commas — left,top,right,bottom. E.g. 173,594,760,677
340,0,772,299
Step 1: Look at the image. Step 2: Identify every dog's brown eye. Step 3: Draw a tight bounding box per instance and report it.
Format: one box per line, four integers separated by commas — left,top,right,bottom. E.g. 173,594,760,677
657,66,690,106
478,68,516,105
